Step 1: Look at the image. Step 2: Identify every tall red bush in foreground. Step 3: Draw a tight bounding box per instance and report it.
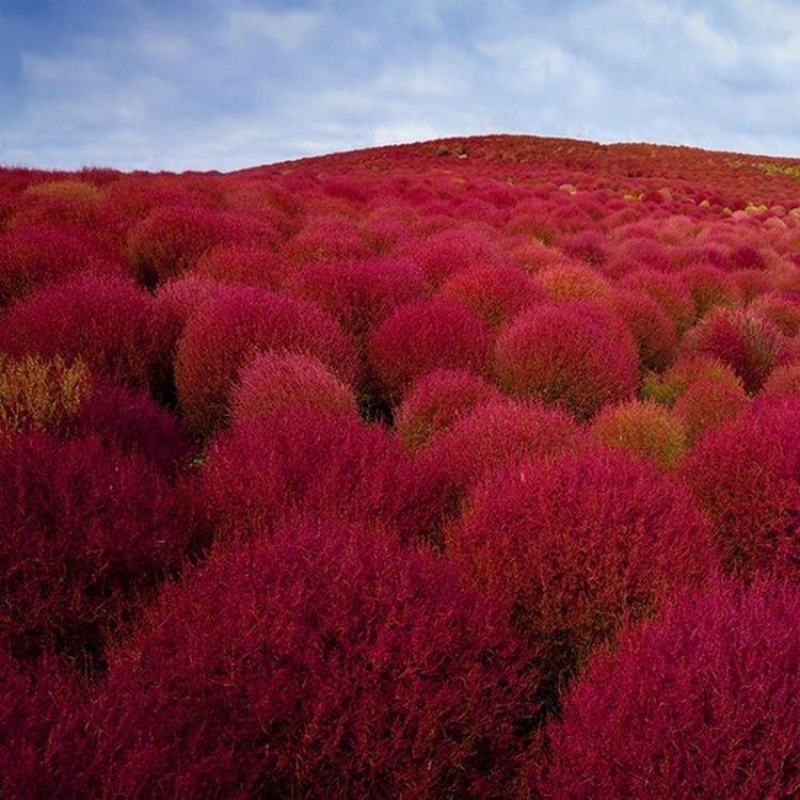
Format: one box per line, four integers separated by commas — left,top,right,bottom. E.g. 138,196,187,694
200,409,434,543
368,297,491,404
78,522,538,799
535,578,800,800
494,302,638,419
175,286,358,435
0,274,167,390
0,433,192,664
683,397,800,577
449,448,716,692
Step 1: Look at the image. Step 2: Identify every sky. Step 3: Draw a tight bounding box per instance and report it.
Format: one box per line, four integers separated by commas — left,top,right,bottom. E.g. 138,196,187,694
1,0,800,172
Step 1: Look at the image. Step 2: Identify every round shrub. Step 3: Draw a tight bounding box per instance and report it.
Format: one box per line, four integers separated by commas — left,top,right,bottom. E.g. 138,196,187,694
78,522,538,799
0,432,193,663
449,448,717,691
683,262,742,316
200,409,434,544
0,274,167,390
281,214,371,264
284,256,429,345
127,205,271,287
367,298,491,404
418,399,582,532
762,364,800,397
641,354,744,406
620,268,695,332
536,578,800,800
684,307,785,393
534,262,611,301
750,292,800,336
194,242,288,289
0,223,122,306
673,377,749,445
175,286,358,435
590,400,686,469
230,351,358,424
683,398,800,577
439,264,544,329
494,301,639,419
605,288,678,371
395,369,502,449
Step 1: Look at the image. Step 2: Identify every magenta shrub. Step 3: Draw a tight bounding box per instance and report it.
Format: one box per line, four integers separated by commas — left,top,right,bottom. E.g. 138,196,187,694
0,432,193,663
494,301,639,419
536,578,800,799
368,297,492,404
200,409,435,543
175,285,358,435
449,448,717,689
78,522,539,798
0,274,167,389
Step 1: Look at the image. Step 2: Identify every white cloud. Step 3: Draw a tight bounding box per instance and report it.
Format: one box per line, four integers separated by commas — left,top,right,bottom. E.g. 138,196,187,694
227,8,321,48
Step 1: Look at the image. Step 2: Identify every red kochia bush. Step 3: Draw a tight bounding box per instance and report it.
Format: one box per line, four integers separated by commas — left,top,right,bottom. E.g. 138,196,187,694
620,268,695,332
683,398,800,578
684,307,785,393
536,578,800,799
418,399,582,533
399,228,500,286
284,256,430,344
79,522,538,799
194,242,288,289
175,286,358,435
368,298,491,404
200,410,433,543
439,264,544,328
0,274,166,389
230,351,358,423
395,369,502,449
0,223,122,306
449,448,716,688
672,377,749,445
494,301,639,419
0,433,192,663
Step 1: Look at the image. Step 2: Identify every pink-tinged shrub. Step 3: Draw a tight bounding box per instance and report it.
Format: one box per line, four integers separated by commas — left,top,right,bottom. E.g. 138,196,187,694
175,286,358,435
281,214,371,264
284,257,429,345
200,410,434,543
439,264,544,329
127,205,271,287
395,369,502,449
0,433,192,663
230,351,358,423
399,228,501,286
673,377,749,445
418,399,582,532
683,262,742,316
683,398,800,577
606,288,678,371
0,274,167,390
535,578,800,800
590,400,686,469
534,262,612,301
367,298,491,404
762,364,800,397
77,522,538,799
620,268,695,331
558,229,608,267
194,242,288,289
732,267,772,302
0,223,122,306
494,301,639,419
449,448,716,691
684,307,785,393
749,291,800,336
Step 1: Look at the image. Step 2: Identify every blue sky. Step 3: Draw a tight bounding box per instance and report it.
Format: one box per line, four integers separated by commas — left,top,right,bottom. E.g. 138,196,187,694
1,0,800,171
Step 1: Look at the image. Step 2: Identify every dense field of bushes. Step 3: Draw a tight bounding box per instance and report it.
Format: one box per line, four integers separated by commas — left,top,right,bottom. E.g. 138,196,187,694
3,134,800,797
